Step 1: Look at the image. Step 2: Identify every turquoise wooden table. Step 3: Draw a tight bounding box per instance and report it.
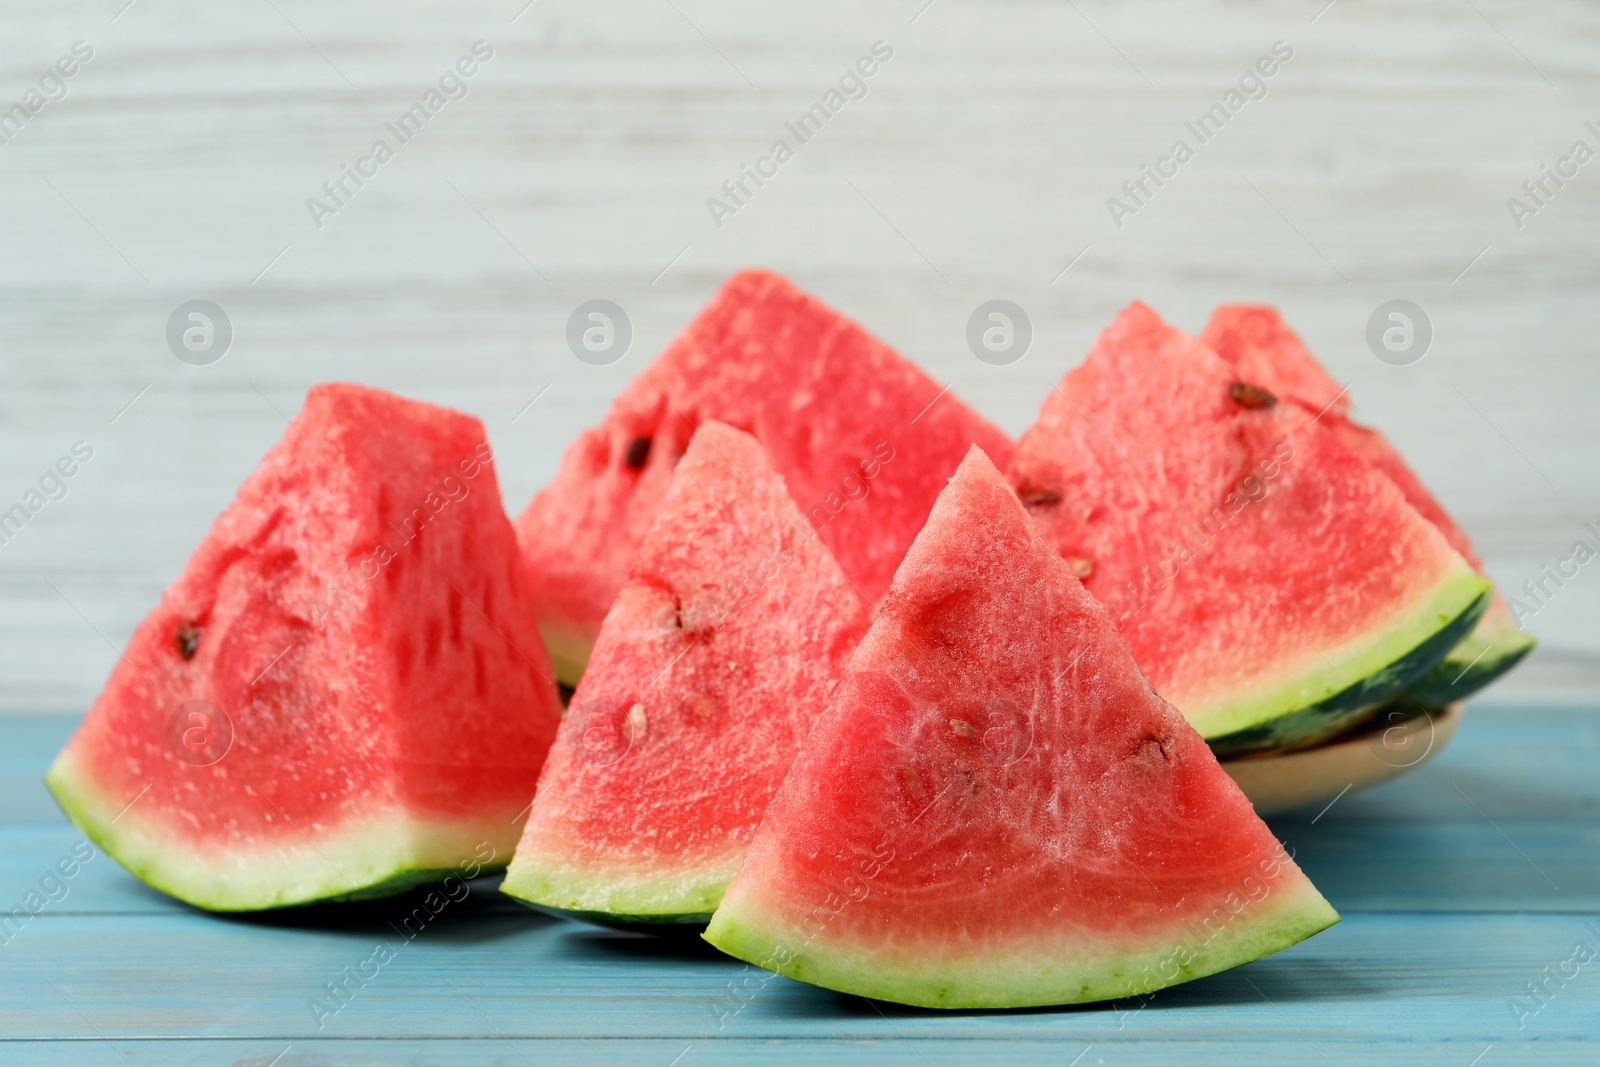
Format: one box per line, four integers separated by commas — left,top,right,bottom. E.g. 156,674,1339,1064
3,702,1594,1065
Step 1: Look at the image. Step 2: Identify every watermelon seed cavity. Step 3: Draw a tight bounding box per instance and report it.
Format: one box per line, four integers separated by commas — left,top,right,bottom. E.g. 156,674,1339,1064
175,622,201,660
625,436,652,469
1228,381,1278,409
1015,483,1060,508
1134,734,1175,766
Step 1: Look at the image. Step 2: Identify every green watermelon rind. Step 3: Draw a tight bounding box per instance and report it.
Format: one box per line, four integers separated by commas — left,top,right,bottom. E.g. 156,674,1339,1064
46,751,515,912
1194,564,1490,756
703,879,1340,1009
1396,604,1536,710
1208,583,1489,758
500,853,737,926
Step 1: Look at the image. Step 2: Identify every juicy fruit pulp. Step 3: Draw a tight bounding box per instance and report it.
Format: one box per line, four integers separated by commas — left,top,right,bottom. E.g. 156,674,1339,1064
502,421,871,925
704,448,1339,1009
1200,304,1535,707
515,269,1013,684
47,384,563,911
1006,302,1489,755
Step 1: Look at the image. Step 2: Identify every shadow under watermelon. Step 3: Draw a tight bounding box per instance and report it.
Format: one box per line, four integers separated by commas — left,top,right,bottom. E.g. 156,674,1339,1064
203,876,557,942
558,925,732,963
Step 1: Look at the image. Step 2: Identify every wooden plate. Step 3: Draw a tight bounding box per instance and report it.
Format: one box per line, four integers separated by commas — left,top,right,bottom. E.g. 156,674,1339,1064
1222,703,1463,816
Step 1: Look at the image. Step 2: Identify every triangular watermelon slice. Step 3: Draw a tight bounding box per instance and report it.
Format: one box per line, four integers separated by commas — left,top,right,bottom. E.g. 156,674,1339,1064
1200,304,1534,707
503,420,872,926
704,447,1339,1008
1005,302,1489,755
516,269,1013,684
47,384,563,911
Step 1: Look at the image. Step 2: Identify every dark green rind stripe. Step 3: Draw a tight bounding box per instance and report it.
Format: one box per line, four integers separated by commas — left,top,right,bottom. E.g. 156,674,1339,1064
318,865,507,906
1206,587,1489,758
1399,629,1536,709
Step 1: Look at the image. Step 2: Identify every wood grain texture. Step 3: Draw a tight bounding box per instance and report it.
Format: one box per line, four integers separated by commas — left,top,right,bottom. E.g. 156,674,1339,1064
0,0,1596,710
4,705,1598,1062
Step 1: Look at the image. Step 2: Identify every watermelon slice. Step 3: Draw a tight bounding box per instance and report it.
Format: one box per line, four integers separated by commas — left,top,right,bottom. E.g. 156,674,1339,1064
503,421,871,926
516,269,1013,684
46,384,563,911
703,447,1339,1009
1005,302,1490,755
1200,304,1534,707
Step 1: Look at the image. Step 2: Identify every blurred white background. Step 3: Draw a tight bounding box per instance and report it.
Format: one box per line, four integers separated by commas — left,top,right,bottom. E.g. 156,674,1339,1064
0,0,1594,711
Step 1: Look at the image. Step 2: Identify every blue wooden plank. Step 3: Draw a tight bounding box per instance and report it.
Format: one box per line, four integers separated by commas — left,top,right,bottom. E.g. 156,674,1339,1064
0,1037,1592,1067
1,912,1597,1044
0,1037,1596,1067
1274,818,1595,911
3,706,1596,1065
1293,702,1600,822
0,714,73,823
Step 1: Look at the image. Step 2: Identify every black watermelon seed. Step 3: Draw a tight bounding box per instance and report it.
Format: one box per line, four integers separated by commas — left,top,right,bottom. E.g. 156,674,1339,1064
625,436,652,469
175,622,201,660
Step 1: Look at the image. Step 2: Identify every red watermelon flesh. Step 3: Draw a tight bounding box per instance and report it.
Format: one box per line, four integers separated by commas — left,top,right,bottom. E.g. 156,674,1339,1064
46,384,563,911
1200,304,1533,707
1199,304,1487,559
1196,303,1350,419
515,269,1013,684
503,421,870,924
1005,302,1489,754
704,447,1339,1008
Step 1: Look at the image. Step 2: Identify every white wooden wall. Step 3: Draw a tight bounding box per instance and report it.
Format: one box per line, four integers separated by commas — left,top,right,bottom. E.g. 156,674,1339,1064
1,0,1595,710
